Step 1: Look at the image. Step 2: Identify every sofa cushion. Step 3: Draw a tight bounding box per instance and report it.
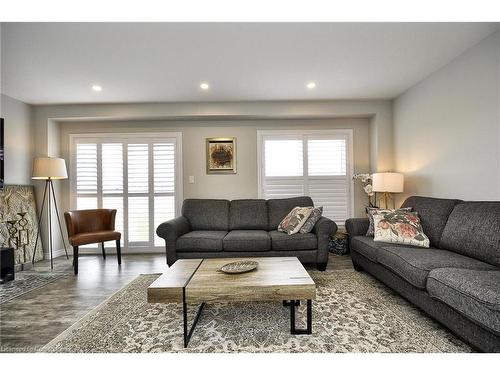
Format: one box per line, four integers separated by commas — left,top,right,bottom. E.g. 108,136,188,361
427,268,500,335
267,196,314,231
376,245,496,289
229,199,268,230
176,231,227,252
350,235,386,262
182,199,230,231
269,230,317,251
223,230,271,252
400,196,462,247
439,202,500,267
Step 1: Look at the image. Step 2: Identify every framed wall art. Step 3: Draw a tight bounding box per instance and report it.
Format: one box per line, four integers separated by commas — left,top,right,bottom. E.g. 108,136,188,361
206,137,237,174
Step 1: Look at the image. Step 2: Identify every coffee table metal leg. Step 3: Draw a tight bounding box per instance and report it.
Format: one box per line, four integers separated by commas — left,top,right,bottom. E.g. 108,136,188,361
182,288,205,348
290,299,312,335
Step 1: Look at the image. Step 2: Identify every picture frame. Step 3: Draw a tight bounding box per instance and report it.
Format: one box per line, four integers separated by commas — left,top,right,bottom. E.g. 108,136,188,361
206,137,237,174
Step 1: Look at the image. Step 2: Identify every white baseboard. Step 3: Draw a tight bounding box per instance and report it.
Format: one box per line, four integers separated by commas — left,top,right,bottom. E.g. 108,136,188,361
44,248,68,259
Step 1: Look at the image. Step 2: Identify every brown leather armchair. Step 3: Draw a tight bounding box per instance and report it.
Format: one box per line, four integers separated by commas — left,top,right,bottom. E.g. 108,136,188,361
64,209,122,275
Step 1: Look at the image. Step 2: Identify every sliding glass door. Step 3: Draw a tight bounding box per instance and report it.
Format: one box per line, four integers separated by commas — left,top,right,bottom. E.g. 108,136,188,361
70,133,182,251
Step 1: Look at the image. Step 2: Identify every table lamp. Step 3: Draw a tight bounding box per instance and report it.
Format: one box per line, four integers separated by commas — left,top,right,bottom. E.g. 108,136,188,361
372,172,404,209
31,157,69,269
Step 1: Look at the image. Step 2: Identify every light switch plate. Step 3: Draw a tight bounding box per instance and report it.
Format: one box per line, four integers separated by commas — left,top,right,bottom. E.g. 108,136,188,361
188,175,195,184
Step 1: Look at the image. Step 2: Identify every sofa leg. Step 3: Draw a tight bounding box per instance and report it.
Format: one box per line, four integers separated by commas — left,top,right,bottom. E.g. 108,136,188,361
101,242,106,259
316,262,327,271
353,262,363,272
73,246,79,275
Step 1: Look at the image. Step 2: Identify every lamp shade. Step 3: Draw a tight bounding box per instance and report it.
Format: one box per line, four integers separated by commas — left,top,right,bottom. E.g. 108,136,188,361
32,157,68,180
372,172,404,193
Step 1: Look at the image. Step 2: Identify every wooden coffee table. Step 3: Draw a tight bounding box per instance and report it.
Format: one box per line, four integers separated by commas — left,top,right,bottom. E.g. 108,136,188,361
147,257,316,347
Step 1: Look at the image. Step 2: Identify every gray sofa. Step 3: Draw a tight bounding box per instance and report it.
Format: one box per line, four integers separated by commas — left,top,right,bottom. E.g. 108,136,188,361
157,196,337,270
346,196,500,352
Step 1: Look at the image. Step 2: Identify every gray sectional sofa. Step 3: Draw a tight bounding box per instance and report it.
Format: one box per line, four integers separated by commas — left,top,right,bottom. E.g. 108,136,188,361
346,196,500,352
157,196,337,270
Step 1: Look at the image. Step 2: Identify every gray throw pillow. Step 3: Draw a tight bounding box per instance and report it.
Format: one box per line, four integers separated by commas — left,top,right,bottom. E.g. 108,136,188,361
299,206,323,233
366,207,412,236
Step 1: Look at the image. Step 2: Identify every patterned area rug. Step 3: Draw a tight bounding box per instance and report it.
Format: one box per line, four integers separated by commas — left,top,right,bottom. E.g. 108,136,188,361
42,270,472,353
0,272,68,304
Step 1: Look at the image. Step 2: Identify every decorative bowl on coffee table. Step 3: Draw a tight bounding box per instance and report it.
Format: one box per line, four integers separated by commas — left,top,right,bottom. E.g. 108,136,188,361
219,260,258,274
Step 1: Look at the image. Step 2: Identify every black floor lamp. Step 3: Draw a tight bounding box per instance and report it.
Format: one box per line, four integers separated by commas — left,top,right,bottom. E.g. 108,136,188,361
31,157,69,269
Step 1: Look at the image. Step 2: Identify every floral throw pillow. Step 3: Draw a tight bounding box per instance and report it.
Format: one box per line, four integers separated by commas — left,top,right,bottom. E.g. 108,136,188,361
299,206,323,233
373,211,430,248
278,206,314,235
366,207,412,236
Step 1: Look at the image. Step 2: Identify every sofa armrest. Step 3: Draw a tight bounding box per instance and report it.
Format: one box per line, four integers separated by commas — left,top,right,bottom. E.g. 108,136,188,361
312,216,337,264
345,218,369,237
156,216,190,266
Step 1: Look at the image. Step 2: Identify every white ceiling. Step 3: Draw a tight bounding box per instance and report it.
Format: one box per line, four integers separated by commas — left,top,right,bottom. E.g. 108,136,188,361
1,22,498,105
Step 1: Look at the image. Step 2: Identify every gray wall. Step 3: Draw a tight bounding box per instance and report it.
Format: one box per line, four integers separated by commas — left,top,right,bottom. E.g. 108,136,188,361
393,30,500,203
59,118,371,218
0,94,33,185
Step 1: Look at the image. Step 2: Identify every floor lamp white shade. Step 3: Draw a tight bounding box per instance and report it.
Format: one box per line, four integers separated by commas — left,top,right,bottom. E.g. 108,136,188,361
32,157,67,180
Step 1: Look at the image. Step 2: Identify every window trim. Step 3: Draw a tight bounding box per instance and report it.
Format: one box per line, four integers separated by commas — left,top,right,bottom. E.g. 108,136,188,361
69,132,183,252
256,129,354,222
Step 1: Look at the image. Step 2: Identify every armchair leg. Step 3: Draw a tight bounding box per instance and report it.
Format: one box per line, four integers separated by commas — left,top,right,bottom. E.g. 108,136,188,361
73,246,79,275
116,240,122,265
101,242,106,259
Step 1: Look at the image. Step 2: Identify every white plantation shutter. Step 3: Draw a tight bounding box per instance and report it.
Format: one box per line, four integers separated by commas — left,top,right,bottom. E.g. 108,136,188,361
71,133,182,252
259,131,352,224
127,144,149,194
101,143,125,246
263,139,305,199
128,196,149,243
154,196,175,246
102,196,124,245
127,143,150,246
307,139,346,176
153,143,176,246
154,143,175,193
76,143,97,196
102,143,123,194
307,139,349,222
264,140,303,177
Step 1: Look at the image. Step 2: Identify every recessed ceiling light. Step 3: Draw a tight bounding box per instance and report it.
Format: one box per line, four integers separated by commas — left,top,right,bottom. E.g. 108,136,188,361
92,85,102,92
200,82,210,90
306,82,316,89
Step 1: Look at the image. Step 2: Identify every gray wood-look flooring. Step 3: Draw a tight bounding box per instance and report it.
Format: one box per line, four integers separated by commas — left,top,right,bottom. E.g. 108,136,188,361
0,253,352,352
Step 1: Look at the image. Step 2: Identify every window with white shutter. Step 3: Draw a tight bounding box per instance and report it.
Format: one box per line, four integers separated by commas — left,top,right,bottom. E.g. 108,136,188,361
70,133,182,251
258,130,353,224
